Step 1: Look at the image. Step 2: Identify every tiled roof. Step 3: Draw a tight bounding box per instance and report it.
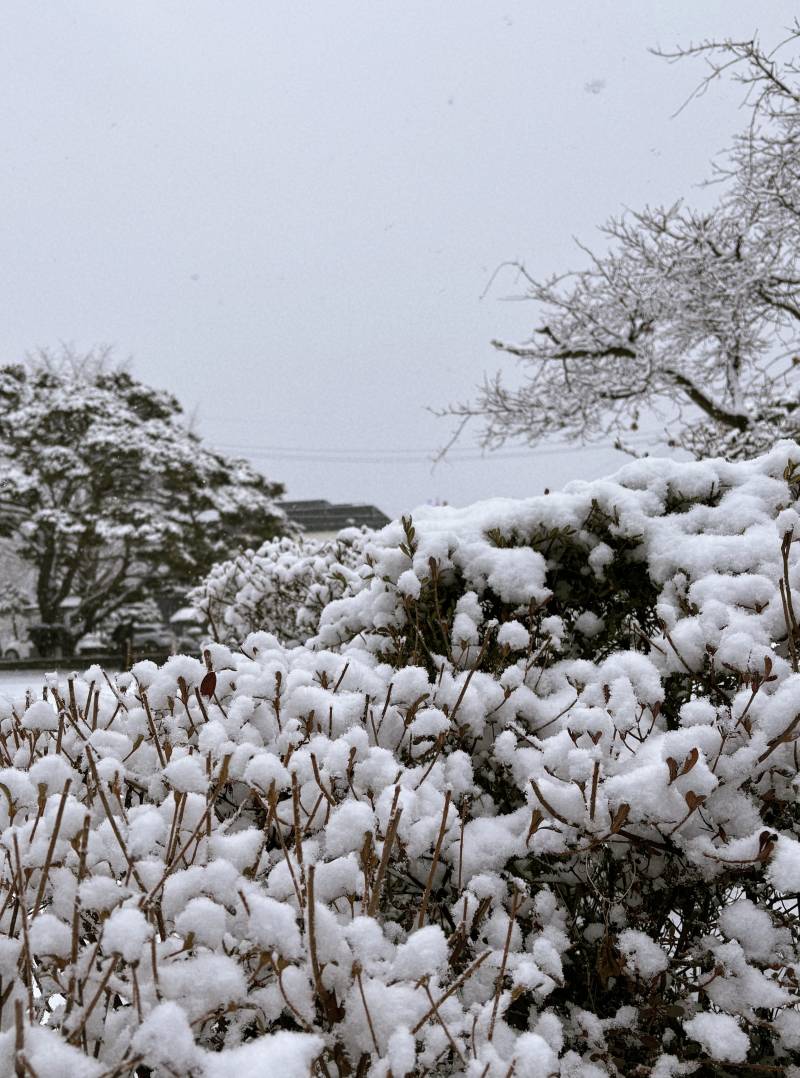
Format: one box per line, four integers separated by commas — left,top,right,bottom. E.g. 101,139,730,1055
280,499,391,532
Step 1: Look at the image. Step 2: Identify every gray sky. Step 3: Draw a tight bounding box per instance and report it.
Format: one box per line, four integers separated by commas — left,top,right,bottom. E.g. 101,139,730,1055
2,2,797,517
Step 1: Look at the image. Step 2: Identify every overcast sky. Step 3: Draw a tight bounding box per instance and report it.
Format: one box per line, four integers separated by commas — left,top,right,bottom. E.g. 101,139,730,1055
2,2,798,517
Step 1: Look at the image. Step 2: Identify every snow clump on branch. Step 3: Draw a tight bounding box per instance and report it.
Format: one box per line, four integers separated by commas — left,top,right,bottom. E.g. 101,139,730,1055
2,442,800,1075
189,529,369,646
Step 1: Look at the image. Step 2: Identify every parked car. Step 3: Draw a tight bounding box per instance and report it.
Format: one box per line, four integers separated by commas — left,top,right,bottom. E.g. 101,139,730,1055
132,623,174,652
1,635,34,661
111,621,174,655
75,632,112,658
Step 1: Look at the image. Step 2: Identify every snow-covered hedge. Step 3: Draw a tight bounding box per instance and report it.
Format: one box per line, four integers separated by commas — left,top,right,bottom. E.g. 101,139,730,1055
2,444,800,1076
189,531,368,647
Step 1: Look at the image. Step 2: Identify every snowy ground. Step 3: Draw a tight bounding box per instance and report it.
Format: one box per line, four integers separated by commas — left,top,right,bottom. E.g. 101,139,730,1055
0,667,121,702
0,669,49,698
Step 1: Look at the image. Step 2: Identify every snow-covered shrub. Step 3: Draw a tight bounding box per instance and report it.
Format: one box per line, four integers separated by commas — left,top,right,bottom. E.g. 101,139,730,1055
189,530,369,646
2,443,800,1075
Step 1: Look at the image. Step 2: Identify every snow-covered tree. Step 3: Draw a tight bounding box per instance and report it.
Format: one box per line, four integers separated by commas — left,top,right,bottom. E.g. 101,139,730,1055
0,353,287,644
447,27,800,460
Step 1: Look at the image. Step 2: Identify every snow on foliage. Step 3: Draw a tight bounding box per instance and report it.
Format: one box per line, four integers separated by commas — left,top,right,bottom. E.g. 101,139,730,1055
189,529,368,646
2,443,800,1075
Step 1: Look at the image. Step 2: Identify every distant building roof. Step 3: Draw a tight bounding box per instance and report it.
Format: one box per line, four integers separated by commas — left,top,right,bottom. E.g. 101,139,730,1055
280,499,391,533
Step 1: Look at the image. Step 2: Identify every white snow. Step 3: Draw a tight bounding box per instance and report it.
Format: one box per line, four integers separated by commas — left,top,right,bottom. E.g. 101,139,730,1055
683,1012,749,1063
3,445,800,1073
102,907,153,962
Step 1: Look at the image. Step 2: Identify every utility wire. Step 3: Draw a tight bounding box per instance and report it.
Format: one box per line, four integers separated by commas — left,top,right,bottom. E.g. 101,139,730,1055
213,432,659,465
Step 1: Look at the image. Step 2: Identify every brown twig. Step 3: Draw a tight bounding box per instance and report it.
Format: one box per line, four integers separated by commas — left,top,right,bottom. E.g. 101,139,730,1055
417,789,452,928
32,779,72,915
411,950,491,1034
488,891,521,1040
367,787,403,917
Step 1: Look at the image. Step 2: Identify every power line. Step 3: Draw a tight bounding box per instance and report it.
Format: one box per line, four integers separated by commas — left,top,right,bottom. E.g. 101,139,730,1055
213,432,660,465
